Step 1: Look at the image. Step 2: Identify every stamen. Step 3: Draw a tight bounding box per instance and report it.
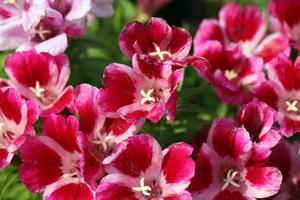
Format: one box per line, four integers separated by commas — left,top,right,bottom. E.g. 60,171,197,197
224,70,238,80
132,178,152,196
241,40,252,57
36,25,52,41
221,169,240,191
149,43,171,61
89,135,114,151
29,81,45,98
286,100,298,112
141,89,155,104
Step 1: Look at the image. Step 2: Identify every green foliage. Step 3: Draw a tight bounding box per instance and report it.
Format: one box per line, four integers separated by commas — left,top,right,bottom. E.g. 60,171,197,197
0,165,41,200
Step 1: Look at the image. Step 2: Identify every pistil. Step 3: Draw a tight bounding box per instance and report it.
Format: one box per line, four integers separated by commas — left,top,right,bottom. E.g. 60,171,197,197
132,178,152,196
221,169,240,191
149,43,171,61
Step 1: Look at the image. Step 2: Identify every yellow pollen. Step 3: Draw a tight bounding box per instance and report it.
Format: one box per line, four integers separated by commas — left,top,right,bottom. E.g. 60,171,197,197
29,81,45,98
221,169,240,191
132,178,152,196
141,89,156,104
224,70,238,80
286,100,298,112
149,43,171,61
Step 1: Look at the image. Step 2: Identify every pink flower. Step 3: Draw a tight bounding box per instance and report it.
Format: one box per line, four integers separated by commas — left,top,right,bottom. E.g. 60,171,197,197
96,134,195,199
194,3,290,63
19,114,102,199
0,0,48,51
72,84,144,160
195,42,265,105
0,87,39,169
0,0,113,55
4,49,73,115
252,54,300,137
189,118,282,199
269,0,300,50
98,54,183,123
137,0,172,15
237,100,281,164
119,17,208,72
90,0,114,18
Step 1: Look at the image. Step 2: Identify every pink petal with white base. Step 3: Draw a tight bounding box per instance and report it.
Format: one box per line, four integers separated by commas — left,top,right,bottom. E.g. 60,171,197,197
245,166,282,198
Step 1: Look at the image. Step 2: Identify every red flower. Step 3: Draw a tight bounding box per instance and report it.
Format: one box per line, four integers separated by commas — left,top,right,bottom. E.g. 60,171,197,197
98,55,182,123
252,54,300,136
194,3,290,63
19,114,102,199
189,119,282,199
195,42,265,105
119,17,208,72
269,0,300,50
4,50,73,116
72,84,144,161
96,134,195,199
237,100,282,164
0,87,39,169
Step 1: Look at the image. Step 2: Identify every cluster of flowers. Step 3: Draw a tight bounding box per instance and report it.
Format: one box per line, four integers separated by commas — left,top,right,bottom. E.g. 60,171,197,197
0,0,300,199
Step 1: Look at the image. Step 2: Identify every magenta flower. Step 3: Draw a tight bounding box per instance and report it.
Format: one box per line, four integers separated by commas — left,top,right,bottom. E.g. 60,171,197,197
195,42,265,105
4,50,73,115
119,17,208,72
72,84,144,160
98,55,183,123
0,87,39,169
96,134,195,200
194,3,290,63
19,114,102,199
269,0,300,50
137,0,172,15
189,118,282,199
237,100,281,164
252,54,300,137
267,140,300,200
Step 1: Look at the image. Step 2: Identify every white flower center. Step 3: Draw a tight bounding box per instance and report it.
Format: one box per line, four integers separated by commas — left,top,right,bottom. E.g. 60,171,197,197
141,89,156,104
132,178,152,196
286,100,298,112
221,169,240,191
241,40,253,57
224,70,238,81
36,25,52,41
89,131,114,152
149,43,171,61
29,81,45,98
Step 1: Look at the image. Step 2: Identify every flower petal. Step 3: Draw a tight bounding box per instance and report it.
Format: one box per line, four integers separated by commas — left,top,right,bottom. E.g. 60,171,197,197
245,166,283,198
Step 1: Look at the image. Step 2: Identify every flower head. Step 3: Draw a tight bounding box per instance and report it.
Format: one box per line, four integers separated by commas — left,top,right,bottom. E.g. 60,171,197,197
189,119,282,199
0,87,39,169
96,134,195,200
4,49,73,115
98,55,183,123
194,3,290,63
19,114,102,199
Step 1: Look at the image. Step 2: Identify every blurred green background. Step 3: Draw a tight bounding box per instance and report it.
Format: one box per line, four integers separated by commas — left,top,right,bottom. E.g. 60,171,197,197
0,0,270,199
